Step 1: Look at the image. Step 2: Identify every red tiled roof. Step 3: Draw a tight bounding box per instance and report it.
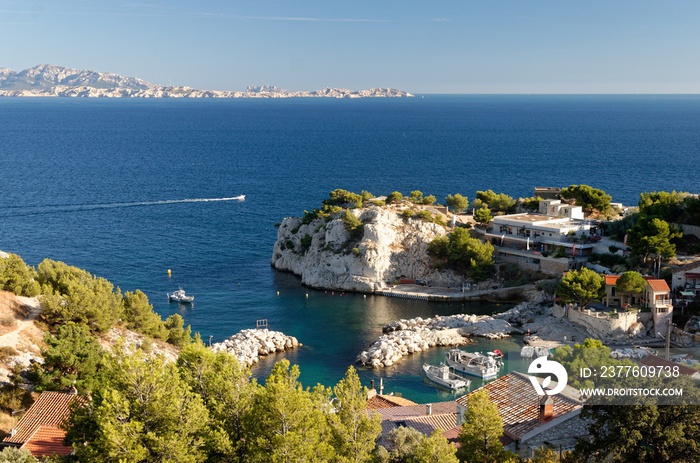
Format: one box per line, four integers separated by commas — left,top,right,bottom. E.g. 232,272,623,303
644,277,670,292
401,412,457,436
605,275,620,286
366,394,417,410
3,391,84,445
640,354,699,377
375,401,457,421
456,372,582,441
20,426,72,457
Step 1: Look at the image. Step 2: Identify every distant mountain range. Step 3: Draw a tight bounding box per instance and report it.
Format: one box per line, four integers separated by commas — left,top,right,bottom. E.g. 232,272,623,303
0,65,413,98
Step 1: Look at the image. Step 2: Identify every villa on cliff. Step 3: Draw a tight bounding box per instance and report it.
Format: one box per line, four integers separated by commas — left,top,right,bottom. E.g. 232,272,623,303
479,200,603,275
602,275,672,338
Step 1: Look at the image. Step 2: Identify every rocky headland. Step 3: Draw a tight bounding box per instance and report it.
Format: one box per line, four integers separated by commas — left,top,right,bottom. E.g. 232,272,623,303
0,65,413,99
271,204,462,292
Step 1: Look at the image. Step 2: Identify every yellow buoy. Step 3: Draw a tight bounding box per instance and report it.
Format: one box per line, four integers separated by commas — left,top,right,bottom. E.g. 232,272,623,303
167,269,172,277
276,291,280,296
306,293,309,298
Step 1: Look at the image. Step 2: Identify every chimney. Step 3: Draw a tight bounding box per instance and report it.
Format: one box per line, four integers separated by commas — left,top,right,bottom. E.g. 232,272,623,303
370,380,375,391
426,403,432,416
539,396,554,423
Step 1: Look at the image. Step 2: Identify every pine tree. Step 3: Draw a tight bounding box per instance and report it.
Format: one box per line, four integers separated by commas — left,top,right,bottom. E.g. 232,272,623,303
329,366,381,463
250,359,335,463
457,389,517,463
66,347,210,463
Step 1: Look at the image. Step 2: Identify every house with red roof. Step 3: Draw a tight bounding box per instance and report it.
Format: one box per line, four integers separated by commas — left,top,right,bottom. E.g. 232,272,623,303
603,274,672,338
2,391,84,458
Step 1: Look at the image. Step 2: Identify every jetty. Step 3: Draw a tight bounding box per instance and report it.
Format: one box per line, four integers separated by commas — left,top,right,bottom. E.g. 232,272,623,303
211,328,300,367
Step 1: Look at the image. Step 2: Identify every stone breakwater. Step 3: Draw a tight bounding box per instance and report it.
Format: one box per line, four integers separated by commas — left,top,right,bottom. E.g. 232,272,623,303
357,314,518,369
211,329,300,367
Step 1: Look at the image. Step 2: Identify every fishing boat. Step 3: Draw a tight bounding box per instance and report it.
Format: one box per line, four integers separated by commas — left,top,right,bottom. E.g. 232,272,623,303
168,288,194,303
445,349,504,379
423,363,470,390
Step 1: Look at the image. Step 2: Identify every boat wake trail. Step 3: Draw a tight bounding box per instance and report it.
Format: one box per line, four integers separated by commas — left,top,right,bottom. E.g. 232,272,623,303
1,195,245,218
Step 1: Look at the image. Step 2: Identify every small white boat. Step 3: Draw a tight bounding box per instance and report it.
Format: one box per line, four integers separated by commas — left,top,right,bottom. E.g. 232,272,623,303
168,288,194,303
445,349,503,379
423,363,470,390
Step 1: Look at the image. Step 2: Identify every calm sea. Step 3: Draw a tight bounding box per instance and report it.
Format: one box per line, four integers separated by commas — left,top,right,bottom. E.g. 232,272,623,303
1,95,699,402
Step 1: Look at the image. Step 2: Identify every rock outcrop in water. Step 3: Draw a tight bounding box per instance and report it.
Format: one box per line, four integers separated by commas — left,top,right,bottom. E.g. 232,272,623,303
271,205,463,292
357,313,518,368
211,329,300,367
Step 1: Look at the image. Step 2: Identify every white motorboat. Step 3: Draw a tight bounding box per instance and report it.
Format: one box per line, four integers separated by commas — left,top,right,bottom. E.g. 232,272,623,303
423,363,470,390
168,288,194,303
445,349,503,379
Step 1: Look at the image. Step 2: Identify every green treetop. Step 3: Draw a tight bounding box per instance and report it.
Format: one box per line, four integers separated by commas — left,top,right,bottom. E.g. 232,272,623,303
67,347,210,463
473,206,493,225
474,190,516,213
0,253,41,297
457,389,517,463
615,271,647,307
445,193,469,213
626,217,681,262
561,184,612,214
555,268,604,308
177,340,259,463
329,366,381,463
249,359,334,463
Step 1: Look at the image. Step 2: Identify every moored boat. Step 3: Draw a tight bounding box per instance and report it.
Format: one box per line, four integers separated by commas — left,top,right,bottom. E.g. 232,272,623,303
423,363,470,390
168,288,194,303
445,349,503,379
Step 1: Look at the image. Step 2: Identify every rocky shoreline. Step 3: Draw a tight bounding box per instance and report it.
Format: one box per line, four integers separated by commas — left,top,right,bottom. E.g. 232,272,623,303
211,329,300,367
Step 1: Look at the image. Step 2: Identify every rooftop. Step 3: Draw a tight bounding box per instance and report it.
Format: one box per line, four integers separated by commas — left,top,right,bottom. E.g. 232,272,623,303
3,391,84,449
366,394,417,410
21,425,74,457
456,372,582,441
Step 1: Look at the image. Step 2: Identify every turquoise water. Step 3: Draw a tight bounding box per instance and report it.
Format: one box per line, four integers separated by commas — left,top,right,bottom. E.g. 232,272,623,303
1,95,699,402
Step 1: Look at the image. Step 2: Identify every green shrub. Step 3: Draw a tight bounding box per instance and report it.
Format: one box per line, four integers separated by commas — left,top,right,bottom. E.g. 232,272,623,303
386,191,403,204
401,209,415,219
300,234,313,253
165,314,192,348
37,259,123,334
285,239,295,250
342,209,364,239
0,254,41,297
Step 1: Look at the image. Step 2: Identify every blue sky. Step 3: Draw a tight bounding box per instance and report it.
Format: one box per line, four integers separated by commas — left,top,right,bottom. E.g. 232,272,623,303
1,0,698,93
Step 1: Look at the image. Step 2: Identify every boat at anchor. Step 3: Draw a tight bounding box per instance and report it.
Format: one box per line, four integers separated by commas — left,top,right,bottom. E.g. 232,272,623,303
423,363,471,390
168,288,194,303
445,349,504,379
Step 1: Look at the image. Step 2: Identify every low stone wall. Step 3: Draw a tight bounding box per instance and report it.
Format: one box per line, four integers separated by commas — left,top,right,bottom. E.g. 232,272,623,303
563,306,652,339
211,329,300,367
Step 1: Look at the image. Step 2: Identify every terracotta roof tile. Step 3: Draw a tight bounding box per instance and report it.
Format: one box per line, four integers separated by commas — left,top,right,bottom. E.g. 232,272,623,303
20,426,72,457
4,391,84,445
455,372,582,440
605,275,620,286
375,401,457,421
401,413,457,435
644,278,670,292
366,394,417,410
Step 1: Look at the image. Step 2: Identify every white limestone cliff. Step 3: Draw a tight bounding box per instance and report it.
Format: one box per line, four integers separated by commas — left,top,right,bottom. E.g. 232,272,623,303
0,65,414,99
271,205,462,292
